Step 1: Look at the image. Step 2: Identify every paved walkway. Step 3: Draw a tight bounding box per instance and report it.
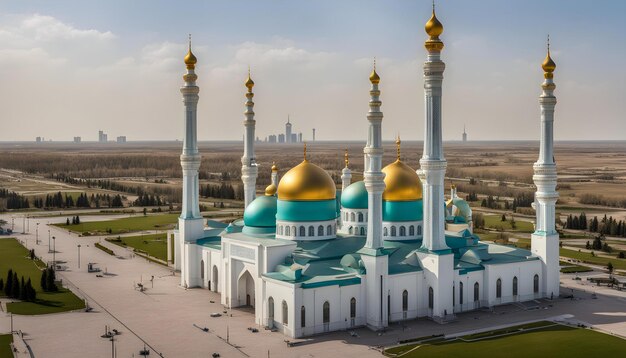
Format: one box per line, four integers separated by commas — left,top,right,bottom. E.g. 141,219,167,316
1,213,625,357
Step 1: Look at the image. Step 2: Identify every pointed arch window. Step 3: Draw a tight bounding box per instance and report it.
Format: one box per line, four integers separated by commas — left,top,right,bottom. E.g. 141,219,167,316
496,278,502,298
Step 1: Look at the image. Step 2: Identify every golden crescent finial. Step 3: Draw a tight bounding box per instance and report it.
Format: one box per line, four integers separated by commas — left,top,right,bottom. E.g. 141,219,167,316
369,57,380,84
184,34,197,69
542,35,556,78
271,161,278,172
303,142,307,161
344,149,349,168
245,66,254,92
396,135,401,160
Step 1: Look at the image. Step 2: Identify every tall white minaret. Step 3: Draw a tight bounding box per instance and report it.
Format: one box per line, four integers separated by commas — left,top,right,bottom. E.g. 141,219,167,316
531,38,560,299
341,149,352,191
241,69,258,208
415,5,454,322
359,62,389,331
179,36,204,287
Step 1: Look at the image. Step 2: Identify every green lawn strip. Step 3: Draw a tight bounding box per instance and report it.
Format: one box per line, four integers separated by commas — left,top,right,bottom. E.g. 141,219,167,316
106,233,167,261
95,242,115,256
0,238,85,315
54,213,179,235
560,248,626,270
483,215,534,233
385,324,626,358
0,334,13,358
559,260,593,273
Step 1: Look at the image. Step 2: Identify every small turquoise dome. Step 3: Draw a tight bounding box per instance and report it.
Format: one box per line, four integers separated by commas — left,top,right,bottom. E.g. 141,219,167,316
276,199,337,222
383,200,423,222
243,195,277,228
341,181,368,209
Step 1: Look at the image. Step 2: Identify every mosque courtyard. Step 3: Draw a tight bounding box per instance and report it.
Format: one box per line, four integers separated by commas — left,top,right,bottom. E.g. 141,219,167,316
1,214,625,357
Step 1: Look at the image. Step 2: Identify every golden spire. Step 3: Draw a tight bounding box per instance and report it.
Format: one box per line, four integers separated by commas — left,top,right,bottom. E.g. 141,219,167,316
395,135,402,161
245,66,255,92
424,2,444,52
344,149,349,168
369,57,380,84
303,142,307,161
542,35,556,79
184,34,197,69
271,161,278,172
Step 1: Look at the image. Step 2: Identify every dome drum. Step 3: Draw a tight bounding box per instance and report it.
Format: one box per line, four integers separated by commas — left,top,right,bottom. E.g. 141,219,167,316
276,220,337,241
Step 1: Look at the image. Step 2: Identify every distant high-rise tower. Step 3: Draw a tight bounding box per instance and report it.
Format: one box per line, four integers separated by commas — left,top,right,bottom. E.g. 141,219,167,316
462,125,467,142
285,116,292,143
298,132,303,143
312,128,316,141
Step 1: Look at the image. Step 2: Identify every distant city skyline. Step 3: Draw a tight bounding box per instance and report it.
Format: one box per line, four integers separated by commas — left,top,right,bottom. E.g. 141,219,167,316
0,0,624,141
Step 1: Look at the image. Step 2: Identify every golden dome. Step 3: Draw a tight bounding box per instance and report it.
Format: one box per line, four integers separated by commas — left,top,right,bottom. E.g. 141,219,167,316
184,35,197,69
271,162,278,172
382,159,423,201
369,68,380,84
425,7,443,39
245,69,254,92
277,160,337,201
265,184,277,196
542,50,556,78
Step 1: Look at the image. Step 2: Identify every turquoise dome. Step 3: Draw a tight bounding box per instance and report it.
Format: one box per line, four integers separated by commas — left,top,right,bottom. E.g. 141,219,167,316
276,199,337,222
383,200,423,222
243,195,277,228
341,181,368,209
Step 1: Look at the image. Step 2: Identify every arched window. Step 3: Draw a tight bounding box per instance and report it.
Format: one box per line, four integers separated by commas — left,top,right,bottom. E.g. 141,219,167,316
428,287,434,309
323,301,330,323
318,225,324,236
402,290,408,312
200,260,204,279
308,226,314,236
360,227,365,236
327,225,332,236
350,212,356,222
299,226,305,237
391,226,397,237
409,225,415,236
384,227,388,236
300,306,306,327
279,226,283,235
344,212,349,221
358,212,363,222
533,274,539,293
291,226,296,236
418,225,422,235
513,277,518,296
282,300,288,325
459,282,464,305
474,282,480,302
400,226,406,236
496,279,502,298
350,297,356,318
349,227,353,234
285,226,290,236
268,297,274,321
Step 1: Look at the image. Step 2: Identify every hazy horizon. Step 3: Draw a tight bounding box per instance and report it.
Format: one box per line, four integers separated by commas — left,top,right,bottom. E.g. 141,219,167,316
0,0,624,142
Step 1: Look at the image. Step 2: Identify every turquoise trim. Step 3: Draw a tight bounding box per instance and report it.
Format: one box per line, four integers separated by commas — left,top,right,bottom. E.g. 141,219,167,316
341,181,368,209
383,200,423,222
301,277,361,289
459,266,484,275
243,195,277,228
415,247,453,256
357,247,389,257
242,226,276,235
276,199,337,222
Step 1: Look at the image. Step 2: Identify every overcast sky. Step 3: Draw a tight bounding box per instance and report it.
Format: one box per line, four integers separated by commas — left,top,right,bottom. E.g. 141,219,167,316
0,0,624,142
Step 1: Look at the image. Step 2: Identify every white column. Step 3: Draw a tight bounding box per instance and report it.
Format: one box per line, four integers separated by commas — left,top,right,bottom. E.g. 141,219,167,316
341,150,352,191
241,72,258,208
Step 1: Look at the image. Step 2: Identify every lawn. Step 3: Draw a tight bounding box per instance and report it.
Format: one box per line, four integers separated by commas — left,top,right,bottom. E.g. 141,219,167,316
0,334,12,358
385,322,626,358
0,238,85,315
484,215,534,233
106,233,167,261
54,213,179,235
560,248,626,270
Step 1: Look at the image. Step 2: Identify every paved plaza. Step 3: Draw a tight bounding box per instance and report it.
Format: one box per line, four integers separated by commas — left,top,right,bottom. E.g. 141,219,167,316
1,214,625,357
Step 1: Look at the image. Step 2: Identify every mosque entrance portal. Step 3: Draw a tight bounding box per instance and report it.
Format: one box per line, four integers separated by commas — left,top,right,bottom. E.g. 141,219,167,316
237,270,255,308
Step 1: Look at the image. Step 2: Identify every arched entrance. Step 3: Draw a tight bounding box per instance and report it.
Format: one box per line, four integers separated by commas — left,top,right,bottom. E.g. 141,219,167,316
237,271,255,307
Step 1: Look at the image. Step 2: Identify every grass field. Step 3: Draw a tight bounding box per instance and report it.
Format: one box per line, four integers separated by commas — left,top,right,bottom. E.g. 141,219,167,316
54,213,179,235
0,238,85,315
384,322,626,358
106,233,167,261
0,334,12,358
560,248,626,270
484,215,534,233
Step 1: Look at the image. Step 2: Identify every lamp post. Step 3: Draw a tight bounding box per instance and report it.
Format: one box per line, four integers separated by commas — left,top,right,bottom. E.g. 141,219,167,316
52,236,56,269
22,216,25,234
11,217,14,230
78,244,82,269
27,216,30,233
48,230,51,253
36,222,40,245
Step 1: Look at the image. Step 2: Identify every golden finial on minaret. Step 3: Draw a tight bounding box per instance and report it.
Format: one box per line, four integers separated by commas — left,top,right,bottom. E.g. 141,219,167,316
245,66,255,92
369,57,380,84
424,2,444,52
184,34,197,69
542,35,556,79
344,149,349,168
395,135,402,160
271,161,278,172
303,142,307,161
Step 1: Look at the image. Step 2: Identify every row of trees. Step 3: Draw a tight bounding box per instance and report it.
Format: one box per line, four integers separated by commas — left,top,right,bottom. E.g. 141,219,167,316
566,213,626,238
200,183,244,200
40,267,58,292
0,189,30,209
1,269,37,301
133,193,164,207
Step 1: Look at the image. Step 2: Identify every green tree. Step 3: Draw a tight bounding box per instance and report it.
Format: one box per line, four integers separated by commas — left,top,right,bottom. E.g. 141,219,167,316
0,278,3,291
11,272,20,298
46,267,57,292
501,214,507,222
607,262,614,276
5,269,13,296
40,269,48,291
19,276,26,300
66,218,70,225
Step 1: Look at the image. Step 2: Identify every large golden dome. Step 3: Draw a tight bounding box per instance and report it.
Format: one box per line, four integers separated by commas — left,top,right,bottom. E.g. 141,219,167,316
277,160,337,201
382,160,422,201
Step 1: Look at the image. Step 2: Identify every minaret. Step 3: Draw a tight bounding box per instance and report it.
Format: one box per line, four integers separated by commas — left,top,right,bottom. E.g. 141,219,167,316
241,68,258,208
271,162,279,188
359,61,389,331
415,5,454,322
179,35,204,287
531,37,560,299
462,125,467,142
341,149,352,191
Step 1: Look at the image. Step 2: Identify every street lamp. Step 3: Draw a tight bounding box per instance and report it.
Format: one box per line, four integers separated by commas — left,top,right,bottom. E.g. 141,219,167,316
27,216,30,233
52,236,56,270
48,230,51,252
78,244,82,269
22,216,25,234
36,223,40,245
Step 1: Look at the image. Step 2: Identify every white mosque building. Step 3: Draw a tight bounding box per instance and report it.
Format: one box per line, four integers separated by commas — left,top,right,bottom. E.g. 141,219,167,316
170,8,560,338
